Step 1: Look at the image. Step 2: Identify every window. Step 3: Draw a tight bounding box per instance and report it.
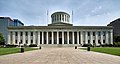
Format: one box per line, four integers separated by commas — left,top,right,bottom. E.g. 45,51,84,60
20,40,22,44
31,40,33,44
26,32,28,36
15,32,17,36
103,40,105,43
88,32,90,36
20,32,22,36
26,40,28,44
62,14,64,21
60,14,61,21
103,31,105,36
93,40,95,43
31,32,33,36
98,32,100,36
15,40,17,44
93,32,95,36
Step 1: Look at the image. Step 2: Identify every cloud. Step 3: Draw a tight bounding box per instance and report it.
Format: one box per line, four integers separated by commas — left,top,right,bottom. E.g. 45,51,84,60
0,0,120,26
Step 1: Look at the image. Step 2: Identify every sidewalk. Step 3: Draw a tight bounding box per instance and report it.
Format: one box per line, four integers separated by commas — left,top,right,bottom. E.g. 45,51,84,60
0,47,120,64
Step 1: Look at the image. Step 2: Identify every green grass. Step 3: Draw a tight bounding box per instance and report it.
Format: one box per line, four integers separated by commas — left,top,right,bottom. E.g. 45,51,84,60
0,47,38,56
80,47,120,56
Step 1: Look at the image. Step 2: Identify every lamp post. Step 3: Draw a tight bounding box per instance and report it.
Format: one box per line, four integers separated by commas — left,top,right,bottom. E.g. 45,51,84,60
87,43,90,51
19,42,24,53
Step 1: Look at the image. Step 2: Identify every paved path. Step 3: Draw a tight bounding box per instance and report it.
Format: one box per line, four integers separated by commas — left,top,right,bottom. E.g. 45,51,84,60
0,47,120,64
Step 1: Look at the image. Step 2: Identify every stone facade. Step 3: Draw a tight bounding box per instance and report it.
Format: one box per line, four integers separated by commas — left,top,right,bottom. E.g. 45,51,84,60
7,11,113,47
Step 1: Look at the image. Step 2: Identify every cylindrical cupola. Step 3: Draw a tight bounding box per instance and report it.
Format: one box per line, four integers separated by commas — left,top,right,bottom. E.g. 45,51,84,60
51,12,70,24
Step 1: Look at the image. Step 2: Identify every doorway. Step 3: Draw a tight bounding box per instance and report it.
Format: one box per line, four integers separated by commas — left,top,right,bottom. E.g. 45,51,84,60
59,38,62,44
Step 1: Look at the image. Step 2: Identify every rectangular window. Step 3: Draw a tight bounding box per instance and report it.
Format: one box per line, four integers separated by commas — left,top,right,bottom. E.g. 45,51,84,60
93,40,95,43
15,40,17,44
88,32,90,36
15,32,17,36
103,40,105,43
20,32,23,36
31,32,33,36
20,40,22,44
26,40,28,44
26,32,28,36
98,32,100,36
31,40,33,44
103,32,105,36
93,32,95,36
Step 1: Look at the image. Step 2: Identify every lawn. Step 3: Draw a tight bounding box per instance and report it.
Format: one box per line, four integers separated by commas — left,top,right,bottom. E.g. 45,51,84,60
80,47,120,56
0,47,38,56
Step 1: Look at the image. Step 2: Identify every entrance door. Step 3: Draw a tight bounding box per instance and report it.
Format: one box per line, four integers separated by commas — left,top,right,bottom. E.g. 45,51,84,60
59,38,62,44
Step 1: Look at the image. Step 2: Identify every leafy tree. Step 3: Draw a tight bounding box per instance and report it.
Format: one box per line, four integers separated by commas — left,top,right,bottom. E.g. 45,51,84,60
113,36,120,47
0,33,5,45
114,36,120,42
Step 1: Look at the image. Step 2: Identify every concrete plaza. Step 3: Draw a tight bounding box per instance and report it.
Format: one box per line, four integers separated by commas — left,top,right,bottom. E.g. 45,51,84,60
0,47,120,64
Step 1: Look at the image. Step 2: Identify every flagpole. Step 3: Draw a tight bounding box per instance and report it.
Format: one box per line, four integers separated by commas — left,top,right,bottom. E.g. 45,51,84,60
47,10,49,24
72,10,73,24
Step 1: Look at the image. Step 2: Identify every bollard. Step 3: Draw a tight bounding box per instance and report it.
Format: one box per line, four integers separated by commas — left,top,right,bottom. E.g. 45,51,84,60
20,46,24,53
87,46,90,51
39,46,41,49
75,46,77,49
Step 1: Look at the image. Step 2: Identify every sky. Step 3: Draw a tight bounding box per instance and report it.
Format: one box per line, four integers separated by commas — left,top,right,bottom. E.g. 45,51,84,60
0,0,120,26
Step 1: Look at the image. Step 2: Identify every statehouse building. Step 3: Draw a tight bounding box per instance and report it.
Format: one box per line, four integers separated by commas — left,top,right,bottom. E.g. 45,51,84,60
7,11,113,47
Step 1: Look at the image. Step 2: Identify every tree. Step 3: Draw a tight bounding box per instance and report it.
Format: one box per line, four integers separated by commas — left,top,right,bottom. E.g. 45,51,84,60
0,33,5,45
113,36,120,47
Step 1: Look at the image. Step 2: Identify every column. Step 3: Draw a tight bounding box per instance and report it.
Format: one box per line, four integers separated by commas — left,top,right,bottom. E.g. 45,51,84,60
67,31,69,44
17,32,20,45
105,31,108,44
85,31,88,44
72,31,74,44
90,31,93,45
77,31,79,44
42,31,44,44
7,31,11,44
110,30,113,44
23,32,25,44
95,31,98,45
101,31,103,44
37,31,40,46
28,32,31,45
64,15,65,22
62,31,64,44
12,32,15,44
46,31,48,44
33,31,36,44
57,31,59,44
52,31,54,44
80,31,83,45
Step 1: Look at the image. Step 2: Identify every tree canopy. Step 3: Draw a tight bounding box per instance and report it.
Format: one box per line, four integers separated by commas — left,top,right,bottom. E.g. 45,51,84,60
0,33,5,45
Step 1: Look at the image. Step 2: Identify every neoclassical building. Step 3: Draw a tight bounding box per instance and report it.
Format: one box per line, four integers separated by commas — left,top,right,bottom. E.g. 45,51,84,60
7,11,113,46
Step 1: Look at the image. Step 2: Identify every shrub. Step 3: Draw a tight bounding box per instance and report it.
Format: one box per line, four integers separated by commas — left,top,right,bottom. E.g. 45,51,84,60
6,44,18,48
101,44,113,47
82,44,92,47
113,42,120,47
29,44,37,47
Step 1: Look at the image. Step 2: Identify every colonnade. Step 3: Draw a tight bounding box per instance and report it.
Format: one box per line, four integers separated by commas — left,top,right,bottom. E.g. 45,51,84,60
8,30,113,46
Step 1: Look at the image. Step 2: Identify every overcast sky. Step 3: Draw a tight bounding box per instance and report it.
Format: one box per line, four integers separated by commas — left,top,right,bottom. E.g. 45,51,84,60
0,0,120,26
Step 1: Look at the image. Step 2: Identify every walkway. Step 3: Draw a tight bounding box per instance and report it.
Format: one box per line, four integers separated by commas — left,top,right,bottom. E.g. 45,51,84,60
0,47,120,64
